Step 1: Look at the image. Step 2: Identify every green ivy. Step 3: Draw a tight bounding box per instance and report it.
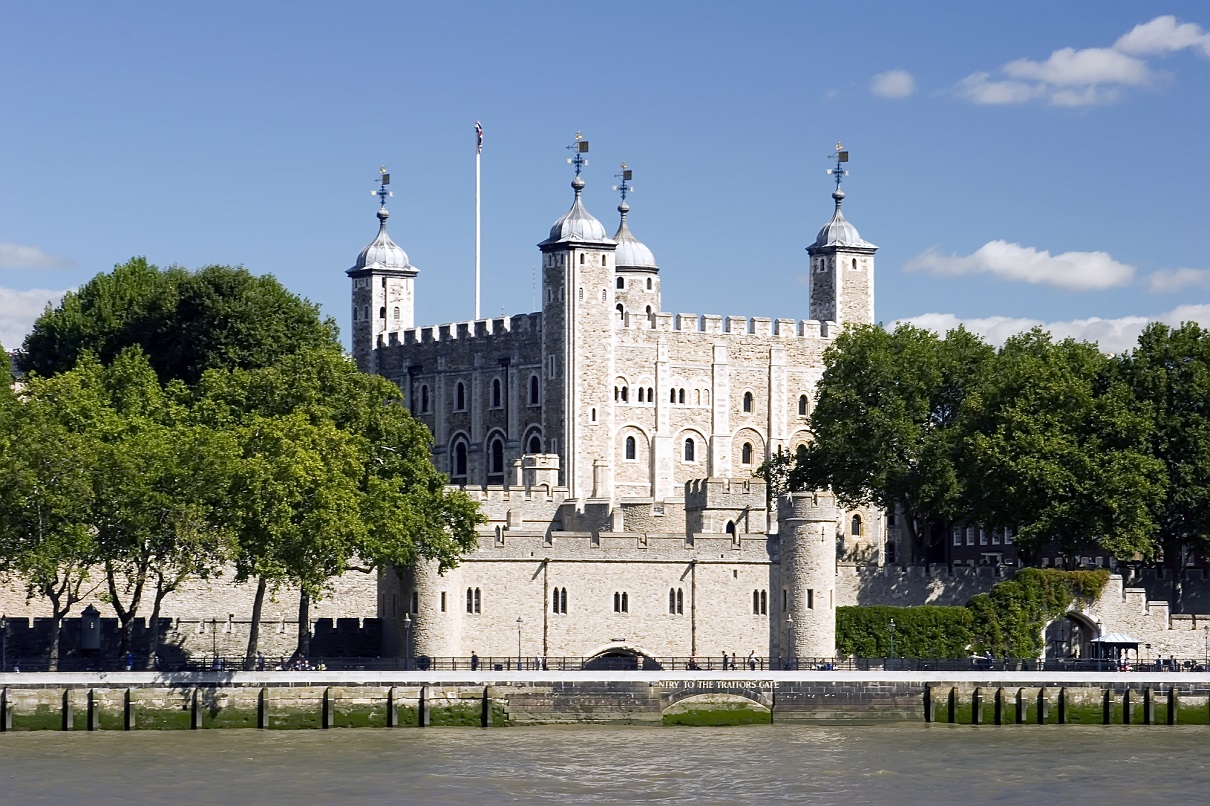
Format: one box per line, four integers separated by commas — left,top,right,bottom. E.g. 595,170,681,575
837,569,1109,659
836,605,974,658
967,568,1109,658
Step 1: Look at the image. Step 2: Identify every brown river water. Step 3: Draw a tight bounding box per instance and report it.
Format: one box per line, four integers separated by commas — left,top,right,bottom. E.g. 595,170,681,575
1,724,1205,804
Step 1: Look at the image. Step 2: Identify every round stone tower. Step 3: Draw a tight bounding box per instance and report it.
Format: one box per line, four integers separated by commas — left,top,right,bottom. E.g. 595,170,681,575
778,490,839,659
400,560,463,660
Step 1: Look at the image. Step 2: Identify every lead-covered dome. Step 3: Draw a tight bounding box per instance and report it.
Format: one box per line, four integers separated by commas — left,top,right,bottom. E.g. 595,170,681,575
351,208,413,272
541,176,610,245
612,200,657,270
812,189,874,249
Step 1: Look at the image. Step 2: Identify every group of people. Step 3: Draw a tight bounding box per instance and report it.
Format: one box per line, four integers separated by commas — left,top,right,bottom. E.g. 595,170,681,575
686,651,762,671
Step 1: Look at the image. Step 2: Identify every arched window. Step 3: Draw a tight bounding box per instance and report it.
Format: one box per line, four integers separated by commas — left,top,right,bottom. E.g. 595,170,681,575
753,590,760,614
552,587,567,614
528,433,542,454
488,438,504,476
379,306,386,319
741,443,753,465
466,587,481,614
851,514,863,536
798,394,808,416
455,382,466,411
591,407,597,422
580,253,585,265
684,438,695,462
529,375,540,405
726,520,736,536
852,258,858,270
647,387,653,402
393,306,400,321
621,386,627,402
491,379,501,408
678,389,685,404
669,588,684,615
646,278,652,290
617,303,624,321
670,388,677,404
694,389,700,405
420,385,430,413
362,306,369,321
743,391,753,412
616,276,624,289
625,436,636,460
613,591,628,613
795,444,809,464
452,440,468,482
351,307,358,321
638,387,645,403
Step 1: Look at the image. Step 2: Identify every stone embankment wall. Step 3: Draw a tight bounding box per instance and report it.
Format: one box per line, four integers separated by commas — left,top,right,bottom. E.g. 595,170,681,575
4,671,1210,729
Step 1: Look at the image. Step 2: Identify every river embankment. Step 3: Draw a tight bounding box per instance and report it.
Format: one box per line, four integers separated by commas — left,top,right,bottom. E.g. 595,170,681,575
3,669,1210,729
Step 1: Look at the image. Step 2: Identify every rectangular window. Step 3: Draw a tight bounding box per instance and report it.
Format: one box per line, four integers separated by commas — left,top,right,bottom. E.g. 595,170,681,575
440,591,446,612
953,528,961,547
782,589,788,612
979,528,988,546
965,527,974,546
806,589,814,610
410,591,419,614
991,530,1000,545
1004,528,1014,545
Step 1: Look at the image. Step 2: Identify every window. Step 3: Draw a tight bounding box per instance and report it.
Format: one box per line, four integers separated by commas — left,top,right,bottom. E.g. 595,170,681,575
953,528,961,547
617,303,624,321
580,253,585,265
684,438,695,462
851,515,862,536
529,375,540,405
992,530,1001,545
798,395,808,416
488,437,504,480
352,307,358,322
420,385,430,413
638,387,645,403
379,306,386,319
410,591,418,614
528,433,542,454
752,590,767,615
726,520,736,536
965,527,974,546
440,591,446,612
1005,528,1014,546
670,388,677,404
591,407,597,422
491,379,501,408
625,436,636,460
393,306,400,321
807,589,814,610
678,389,685,404
741,442,753,465
553,587,567,614
466,587,481,614
647,387,653,402
979,528,988,546
455,382,466,411
614,592,629,613
646,278,652,290
743,391,753,412
452,440,468,482
617,277,624,289
621,386,628,402
547,356,556,379
669,588,683,615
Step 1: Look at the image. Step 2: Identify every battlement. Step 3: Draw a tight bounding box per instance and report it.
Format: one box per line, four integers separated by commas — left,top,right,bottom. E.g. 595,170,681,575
684,477,767,509
621,312,834,340
455,483,570,506
397,312,542,347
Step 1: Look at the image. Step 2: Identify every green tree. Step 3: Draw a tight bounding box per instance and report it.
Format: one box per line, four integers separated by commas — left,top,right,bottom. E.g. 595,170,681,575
1119,322,1210,609
800,323,993,563
959,329,1164,563
0,367,104,669
21,258,338,385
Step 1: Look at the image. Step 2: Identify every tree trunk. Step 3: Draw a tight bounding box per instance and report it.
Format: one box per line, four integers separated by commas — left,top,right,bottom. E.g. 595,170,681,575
296,589,311,660
244,576,267,670
1171,546,1186,614
146,581,168,670
47,609,64,672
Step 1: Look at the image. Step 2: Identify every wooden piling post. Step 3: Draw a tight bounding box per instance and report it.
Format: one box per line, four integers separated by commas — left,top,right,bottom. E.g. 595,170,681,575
419,685,431,727
1,688,11,732
86,688,100,731
190,688,202,730
971,688,982,725
386,686,397,728
947,687,957,724
257,688,267,729
1102,689,1113,725
1143,688,1154,725
993,688,1004,725
321,687,334,729
924,686,936,723
1015,688,1027,724
124,689,135,731
1037,687,1049,725
62,690,74,731
481,686,492,727
1057,688,1067,724
1168,687,1178,726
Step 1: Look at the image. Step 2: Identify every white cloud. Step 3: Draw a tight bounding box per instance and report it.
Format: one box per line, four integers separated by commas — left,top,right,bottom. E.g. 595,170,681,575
905,240,1135,291
871,69,916,98
0,286,68,349
1115,15,1210,57
957,15,1209,106
1147,267,1210,293
899,304,1210,355
0,242,74,270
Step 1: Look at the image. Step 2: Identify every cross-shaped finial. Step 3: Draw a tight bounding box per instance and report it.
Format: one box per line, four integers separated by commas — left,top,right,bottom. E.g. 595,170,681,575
566,131,589,177
372,166,394,207
826,141,849,191
613,162,633,201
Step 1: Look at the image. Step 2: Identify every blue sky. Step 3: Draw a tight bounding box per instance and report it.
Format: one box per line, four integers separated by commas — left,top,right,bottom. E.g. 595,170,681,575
3,1,1209,354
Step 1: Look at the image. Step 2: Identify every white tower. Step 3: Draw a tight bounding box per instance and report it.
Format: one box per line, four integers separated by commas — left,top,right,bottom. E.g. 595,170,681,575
807,143,876,328
348,168,419,373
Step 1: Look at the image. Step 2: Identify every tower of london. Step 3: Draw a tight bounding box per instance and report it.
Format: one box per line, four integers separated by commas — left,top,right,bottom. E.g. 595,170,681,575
353,139,883,665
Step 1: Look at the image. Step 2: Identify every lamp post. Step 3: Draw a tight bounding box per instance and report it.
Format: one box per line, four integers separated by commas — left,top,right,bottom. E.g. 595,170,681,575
785,613,795,670
888,618,896,669
516,616,523,671
403,613,412,672
1,614,6,673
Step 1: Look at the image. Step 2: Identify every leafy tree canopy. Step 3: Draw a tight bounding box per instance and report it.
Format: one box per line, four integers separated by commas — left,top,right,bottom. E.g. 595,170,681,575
21,258,339,385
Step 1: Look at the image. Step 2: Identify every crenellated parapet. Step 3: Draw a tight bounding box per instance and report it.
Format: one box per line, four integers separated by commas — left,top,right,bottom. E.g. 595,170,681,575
621,312,834,340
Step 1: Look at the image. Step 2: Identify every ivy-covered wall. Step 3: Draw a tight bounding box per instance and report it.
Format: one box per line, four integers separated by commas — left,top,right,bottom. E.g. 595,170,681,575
836,605,973,657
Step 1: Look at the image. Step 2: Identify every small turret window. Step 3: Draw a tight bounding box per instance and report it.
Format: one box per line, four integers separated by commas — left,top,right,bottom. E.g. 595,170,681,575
617,277,624,289
852,258,858,270
379,307,386,319
529,375,540,405
798,394,809,416
743,391,753,413
455,382,466,411
678,389,685,404
580,253,585,265
393,306,400,321
646,278,652,290
491,378,501,408
420,385,430,413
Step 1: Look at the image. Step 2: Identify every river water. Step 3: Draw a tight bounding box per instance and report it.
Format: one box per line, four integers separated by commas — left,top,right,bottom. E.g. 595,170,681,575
2,724,1205,804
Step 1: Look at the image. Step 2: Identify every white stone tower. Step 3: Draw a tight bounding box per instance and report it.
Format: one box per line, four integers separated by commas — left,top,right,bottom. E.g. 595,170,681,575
538,134,618,499
610,164,660,323
807,144,876,328
779,490,839,659
348,168,419,373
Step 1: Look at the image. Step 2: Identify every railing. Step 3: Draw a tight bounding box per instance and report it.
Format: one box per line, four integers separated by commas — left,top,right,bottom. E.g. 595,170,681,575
5,654,1209,674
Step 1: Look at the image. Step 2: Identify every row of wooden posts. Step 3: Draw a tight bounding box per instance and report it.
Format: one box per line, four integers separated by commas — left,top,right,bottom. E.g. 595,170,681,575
0,686,495,731
924,686,1196,725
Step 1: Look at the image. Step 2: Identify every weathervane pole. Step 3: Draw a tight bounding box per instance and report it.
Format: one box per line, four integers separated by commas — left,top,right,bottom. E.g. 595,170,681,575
475,121,483,320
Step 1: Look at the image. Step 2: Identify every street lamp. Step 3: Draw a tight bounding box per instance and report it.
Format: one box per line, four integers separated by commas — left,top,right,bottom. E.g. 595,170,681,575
1,614,7,673
888,618,896,667
785,613,795,670
516,616,523,671
403,613,412,672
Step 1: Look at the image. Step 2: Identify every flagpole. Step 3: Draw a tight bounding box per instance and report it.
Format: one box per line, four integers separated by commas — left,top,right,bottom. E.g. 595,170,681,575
475,122,482,321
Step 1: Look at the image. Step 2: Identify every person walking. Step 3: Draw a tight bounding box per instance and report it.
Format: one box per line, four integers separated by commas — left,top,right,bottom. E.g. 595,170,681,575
470,651,480,672
747,650,757,671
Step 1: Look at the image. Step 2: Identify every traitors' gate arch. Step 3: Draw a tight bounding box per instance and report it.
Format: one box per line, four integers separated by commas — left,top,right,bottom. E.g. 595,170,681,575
581,643,664,671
